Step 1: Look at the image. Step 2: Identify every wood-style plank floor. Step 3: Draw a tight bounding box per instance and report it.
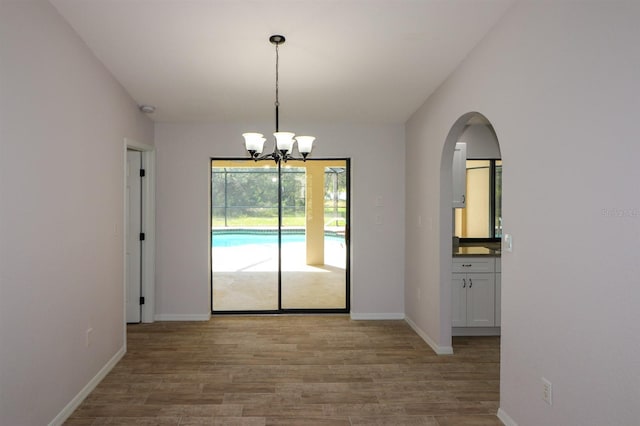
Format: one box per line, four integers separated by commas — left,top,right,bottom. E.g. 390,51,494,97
65,316,501,426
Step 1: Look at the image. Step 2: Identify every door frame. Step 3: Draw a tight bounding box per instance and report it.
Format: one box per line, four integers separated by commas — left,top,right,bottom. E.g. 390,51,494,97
124,138,156,327
125,150,143,323
210,157,351,314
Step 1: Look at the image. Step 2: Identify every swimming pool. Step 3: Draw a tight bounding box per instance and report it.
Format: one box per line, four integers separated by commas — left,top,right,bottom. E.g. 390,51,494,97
212,230,344,247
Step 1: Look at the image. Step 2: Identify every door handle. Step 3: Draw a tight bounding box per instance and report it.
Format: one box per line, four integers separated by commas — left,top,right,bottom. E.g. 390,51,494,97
462,278,466,288
469,278,473,288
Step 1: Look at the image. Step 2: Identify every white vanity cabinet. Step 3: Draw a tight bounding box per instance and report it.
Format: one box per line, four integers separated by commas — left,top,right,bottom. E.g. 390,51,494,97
452,257,497,328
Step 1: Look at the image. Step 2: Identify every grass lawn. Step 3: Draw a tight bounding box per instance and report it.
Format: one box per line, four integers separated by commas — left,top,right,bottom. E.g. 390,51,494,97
212,208,346,228
212,216,303,227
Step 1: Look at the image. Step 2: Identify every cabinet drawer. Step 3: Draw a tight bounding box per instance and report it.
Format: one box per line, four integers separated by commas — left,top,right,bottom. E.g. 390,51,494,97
453,257,495,273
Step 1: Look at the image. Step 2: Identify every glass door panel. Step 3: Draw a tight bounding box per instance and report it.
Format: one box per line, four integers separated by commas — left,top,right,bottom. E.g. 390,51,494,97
281,160,348,310
211,160,279,311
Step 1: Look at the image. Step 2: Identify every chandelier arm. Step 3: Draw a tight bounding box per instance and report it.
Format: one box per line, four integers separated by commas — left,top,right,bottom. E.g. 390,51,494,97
253,152,276,162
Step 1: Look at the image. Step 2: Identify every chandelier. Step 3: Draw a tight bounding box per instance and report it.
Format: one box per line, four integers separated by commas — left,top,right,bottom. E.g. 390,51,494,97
243,35,315,162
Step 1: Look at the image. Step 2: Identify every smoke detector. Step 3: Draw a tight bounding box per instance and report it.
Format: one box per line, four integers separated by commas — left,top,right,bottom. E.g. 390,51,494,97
138,104,156,114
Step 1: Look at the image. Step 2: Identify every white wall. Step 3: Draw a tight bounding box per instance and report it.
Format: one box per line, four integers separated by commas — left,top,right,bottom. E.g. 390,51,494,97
406,2,640,425
0,1,153,424
460,124,501,159
154,122,405,319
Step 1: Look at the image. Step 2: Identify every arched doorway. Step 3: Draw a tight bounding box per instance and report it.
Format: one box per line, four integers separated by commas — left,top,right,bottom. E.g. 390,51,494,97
440,112,503,351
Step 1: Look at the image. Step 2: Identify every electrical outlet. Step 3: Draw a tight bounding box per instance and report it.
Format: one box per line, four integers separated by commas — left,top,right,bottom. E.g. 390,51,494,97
86,328,93,348
542,377,553,405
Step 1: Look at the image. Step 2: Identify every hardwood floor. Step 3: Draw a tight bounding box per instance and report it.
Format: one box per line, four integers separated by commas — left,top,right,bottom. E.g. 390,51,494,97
65,316,501,426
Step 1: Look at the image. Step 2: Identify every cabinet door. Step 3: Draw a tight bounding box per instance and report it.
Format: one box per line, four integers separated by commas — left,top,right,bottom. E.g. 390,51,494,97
466,273,495,327
495,273,501,326
451,274,467,327
452,142,467,208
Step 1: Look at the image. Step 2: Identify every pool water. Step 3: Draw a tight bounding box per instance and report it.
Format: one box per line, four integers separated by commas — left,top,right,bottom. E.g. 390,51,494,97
212,232,344,248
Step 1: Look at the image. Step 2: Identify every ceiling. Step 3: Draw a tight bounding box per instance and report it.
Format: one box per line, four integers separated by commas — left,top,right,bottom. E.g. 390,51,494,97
50,0,513,125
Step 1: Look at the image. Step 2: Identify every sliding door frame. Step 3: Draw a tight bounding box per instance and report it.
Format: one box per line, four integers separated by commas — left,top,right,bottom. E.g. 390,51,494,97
210,157,350,315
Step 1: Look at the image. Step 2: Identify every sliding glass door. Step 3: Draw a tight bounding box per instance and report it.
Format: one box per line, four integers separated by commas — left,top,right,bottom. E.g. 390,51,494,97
211,161,279,311
211,159,349,313
280,161,348,310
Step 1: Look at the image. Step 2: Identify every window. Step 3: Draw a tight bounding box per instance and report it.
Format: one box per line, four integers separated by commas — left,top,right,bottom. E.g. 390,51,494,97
454,159,502,240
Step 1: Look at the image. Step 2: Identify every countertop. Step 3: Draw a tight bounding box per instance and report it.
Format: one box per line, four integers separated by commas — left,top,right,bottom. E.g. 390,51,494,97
453,244,501,257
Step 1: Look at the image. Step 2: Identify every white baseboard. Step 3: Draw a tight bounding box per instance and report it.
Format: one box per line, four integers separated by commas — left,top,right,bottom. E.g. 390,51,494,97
404,316,454,355
49,346,125,426
350,312,405,320
154,313,211,321
453,326,501,336
497,408,518,426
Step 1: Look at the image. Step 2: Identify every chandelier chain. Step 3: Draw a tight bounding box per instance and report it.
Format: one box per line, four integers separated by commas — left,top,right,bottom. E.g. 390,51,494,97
275,42,279,107
275,42,280,131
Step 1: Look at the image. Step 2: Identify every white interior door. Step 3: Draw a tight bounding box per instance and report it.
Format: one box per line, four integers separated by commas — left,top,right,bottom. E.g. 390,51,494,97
126,150,142,323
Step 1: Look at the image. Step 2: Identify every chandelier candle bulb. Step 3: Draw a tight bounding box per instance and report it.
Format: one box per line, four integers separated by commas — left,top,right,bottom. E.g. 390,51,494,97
256,137,266,154
242,133,265,158
274,132,295,153
295,136,315,154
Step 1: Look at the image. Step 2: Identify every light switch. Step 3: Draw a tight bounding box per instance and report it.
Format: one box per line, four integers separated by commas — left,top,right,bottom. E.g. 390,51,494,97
504,234,513,252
